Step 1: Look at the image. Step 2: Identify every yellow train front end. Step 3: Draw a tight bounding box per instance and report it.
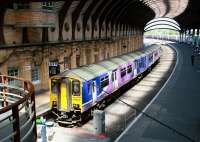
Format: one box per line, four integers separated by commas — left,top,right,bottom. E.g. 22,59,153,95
49,76,83,126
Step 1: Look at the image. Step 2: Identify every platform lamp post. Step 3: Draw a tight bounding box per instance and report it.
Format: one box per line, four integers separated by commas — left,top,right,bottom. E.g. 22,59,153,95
192,28,196,46
188,29,191,44
186,29,189,44
183,29,186,43
191,29,194,45
197,29,200,47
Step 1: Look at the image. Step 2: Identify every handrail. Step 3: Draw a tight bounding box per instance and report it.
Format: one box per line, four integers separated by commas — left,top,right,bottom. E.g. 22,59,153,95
0,75,37,142
0,75,33,113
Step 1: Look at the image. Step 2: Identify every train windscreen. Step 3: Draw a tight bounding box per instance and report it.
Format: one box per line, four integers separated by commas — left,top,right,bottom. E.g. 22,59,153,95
51,79,60,94
72,80,80,96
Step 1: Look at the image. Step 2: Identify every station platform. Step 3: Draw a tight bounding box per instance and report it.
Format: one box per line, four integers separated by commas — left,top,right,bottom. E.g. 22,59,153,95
34,43,177,141
116,43,200,142
35,91,50,116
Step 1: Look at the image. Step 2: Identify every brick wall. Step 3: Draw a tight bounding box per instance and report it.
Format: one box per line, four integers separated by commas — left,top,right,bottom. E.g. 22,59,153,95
4,9,56,27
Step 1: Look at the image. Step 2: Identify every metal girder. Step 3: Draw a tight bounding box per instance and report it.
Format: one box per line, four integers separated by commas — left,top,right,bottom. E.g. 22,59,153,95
117,1,154,27
144,18,181,31
175,0,200,29
98,0,120,36
107,0,132,27
1,0,199,36
58,0,73,41
0,8,6,44
72,0,88,40
97,0,113,37
144,23,181,32
142,0,188,18
82,0,99,37
145,27,179,32
146,18,180,27
91,0,108,26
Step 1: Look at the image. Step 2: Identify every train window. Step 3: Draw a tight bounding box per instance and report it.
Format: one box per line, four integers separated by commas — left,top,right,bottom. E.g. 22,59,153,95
155,52,158,57
88,82,92,94
127,65,132,73
112,73,114,81
100,76,109,89
112,71,116,81
72,80,80,96
120,68,126,77
51,80,59,94
134,61,138,69
149,53,153,62
92,81,95,92
139,60,143,68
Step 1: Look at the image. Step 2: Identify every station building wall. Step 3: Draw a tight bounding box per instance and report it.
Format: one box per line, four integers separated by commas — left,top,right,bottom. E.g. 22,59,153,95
0,2,144,93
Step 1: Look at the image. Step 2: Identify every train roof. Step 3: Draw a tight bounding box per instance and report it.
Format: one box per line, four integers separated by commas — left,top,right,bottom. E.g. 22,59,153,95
61,68,96,81
82,64,108,76
127,52,139,58
120,54,135,62
97,60,118,71
109,57,127,65
56,44,161,81
141,48,154,54
134,51,145,56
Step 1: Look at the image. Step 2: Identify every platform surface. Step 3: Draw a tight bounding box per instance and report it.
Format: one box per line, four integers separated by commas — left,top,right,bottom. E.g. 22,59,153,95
116,43,200,142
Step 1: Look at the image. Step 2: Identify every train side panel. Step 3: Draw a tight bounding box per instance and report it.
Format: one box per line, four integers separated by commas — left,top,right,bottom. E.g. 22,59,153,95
82,80,93,112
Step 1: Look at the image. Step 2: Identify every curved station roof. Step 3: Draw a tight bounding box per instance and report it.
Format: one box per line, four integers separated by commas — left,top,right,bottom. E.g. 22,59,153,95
0,0,199,30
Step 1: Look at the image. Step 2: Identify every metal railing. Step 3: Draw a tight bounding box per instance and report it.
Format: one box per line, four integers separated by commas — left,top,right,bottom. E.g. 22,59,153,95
0,75,36,142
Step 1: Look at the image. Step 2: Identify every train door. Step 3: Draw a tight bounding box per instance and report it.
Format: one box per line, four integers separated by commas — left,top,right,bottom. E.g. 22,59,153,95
134,60,139,75
60,79,71,112
92,80,97,103
112,70,117,90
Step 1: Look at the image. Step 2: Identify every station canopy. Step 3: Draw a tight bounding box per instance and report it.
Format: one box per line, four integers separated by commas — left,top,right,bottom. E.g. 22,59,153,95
144,17,181,32
142,0,189,18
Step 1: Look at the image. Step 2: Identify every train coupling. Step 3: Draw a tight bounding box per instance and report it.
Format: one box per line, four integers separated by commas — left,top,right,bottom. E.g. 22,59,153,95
55,109,82,127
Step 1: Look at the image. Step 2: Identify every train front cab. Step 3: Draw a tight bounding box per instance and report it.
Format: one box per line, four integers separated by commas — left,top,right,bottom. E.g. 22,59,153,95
50,76,82,120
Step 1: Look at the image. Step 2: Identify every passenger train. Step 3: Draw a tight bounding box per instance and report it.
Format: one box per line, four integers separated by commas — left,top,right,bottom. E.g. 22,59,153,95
50,44,161,125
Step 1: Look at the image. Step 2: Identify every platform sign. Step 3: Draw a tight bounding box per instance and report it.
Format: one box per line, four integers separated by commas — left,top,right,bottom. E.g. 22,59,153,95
24,65,31,71
49,60,60,77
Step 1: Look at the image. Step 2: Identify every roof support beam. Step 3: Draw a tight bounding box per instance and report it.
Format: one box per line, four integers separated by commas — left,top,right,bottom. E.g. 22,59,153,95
72,0,88,40
58,0,73,41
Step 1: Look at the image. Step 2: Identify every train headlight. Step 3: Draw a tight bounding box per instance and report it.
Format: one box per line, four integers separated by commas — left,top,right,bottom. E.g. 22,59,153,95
73,104,80,109
52,101,57,107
